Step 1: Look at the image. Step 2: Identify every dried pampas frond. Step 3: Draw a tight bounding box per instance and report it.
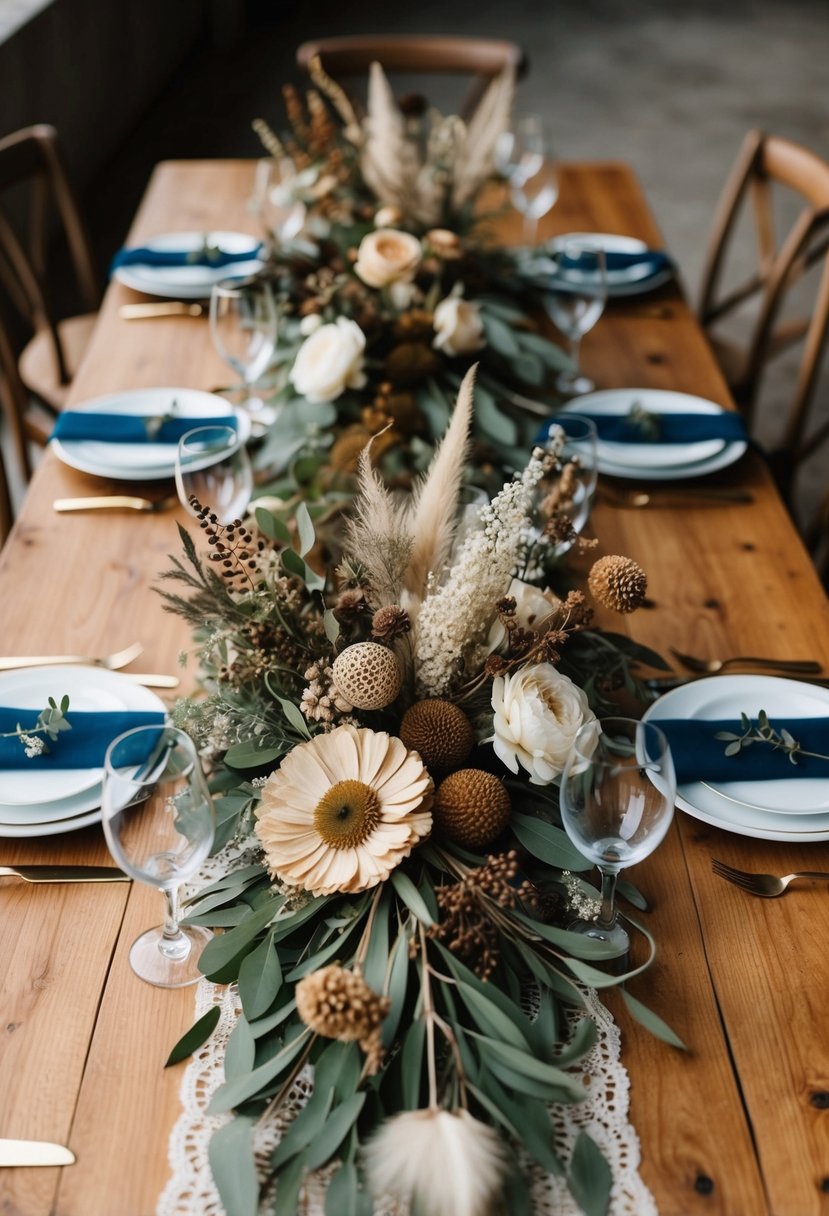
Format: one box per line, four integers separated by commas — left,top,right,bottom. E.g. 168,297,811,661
452,66,516,209
251,117,286,160
345,431,413,608
361,62,420,209
403,364,476,611
364,1107,509,1216
306,54,362,142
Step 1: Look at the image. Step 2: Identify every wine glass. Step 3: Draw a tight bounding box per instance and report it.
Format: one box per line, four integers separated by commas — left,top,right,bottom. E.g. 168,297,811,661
102,725,216,988
209,277,278,421
537,415,598,558
250,157,306,247
495,115,558,244
544,241,607,394
175,425,253,524
559,717,676,955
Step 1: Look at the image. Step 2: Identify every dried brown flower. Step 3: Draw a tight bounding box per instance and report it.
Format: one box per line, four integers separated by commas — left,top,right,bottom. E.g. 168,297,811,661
399,699,474,776
295,964,390,1073
589,555,648,614
431,851,534,980
370,605,411,643
433,769,511,849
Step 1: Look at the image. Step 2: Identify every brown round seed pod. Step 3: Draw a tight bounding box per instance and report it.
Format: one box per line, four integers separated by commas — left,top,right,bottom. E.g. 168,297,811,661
433,769,511,850
332,642,403,711
588,555,648,614
399,699,474,776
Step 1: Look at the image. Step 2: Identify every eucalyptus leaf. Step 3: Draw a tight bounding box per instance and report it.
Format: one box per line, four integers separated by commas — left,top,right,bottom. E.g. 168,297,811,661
456,982,532,1050
295,502,315,557
255,507,292,544
323,609,340,645
616,878,649,911
305,1093,366,1170
324,1162,368,1216
271,1083,334,1168
512,911,627,960
199,898,281,978
208,1028,312,1113
249,997,297,1039
467,1032,586,1102
276,694,312,739
273,1149,308,1216
224,740,283,769
208,1115,259,1216
482,312,522,358
621,989,687,1050
474,385,519,445
511,811,592,870
239,933,283,1020
400,1018,425,1109
382,929,411,1049
224,1015,256,1080
164,1005,221,1068
390,870,434,926
362,890,391,991
567,1132,612,1216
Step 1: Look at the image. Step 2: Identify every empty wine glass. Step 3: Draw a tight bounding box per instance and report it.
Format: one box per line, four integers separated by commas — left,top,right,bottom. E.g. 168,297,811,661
495,115,558,244
250,157,306,247
559,717,676,955
544,241,607,394
536,415,599,558
210,277,278,421
102,725,216,988
175,425,253,523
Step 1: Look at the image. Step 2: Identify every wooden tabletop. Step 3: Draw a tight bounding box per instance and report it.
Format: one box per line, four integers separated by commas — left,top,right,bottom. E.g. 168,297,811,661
1,160,828,1216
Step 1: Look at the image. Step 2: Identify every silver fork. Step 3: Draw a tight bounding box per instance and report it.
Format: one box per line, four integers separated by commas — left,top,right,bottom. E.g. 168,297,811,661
711,859,829,898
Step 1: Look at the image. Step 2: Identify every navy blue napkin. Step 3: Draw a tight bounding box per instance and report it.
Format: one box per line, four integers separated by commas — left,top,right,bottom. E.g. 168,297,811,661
656,717,829,784
549,247,673,280
0,709,167,770
51,413,238,444
111,242,262,272
538,411,747,446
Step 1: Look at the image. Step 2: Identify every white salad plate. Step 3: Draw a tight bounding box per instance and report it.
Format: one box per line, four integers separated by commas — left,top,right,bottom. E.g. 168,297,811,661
546,232,675,297
562,389,747,480
51,388,251,482
0,665,165,808
0,807,105,838
113,230,264,299
644,675,829,842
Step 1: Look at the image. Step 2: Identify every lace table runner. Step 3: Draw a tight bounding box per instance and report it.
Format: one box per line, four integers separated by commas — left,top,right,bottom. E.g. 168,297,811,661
158,849,658,1216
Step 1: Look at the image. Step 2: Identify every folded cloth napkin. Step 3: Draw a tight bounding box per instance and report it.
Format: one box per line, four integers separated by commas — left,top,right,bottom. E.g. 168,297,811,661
51,413,238,444
538,411,748,446
549,247,673,278
110,242,263,272
0,709,167,770
656,717,829,784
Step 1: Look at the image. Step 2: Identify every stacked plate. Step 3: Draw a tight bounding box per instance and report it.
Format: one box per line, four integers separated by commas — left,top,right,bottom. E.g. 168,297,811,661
0,667,166,838
644,675,829,842
51,387,252,481
545,232,675,297
113,231,264,299
561,388,748,480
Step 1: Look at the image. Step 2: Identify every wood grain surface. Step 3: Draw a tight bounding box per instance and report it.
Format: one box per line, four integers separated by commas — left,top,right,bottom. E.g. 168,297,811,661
0,160,827,1216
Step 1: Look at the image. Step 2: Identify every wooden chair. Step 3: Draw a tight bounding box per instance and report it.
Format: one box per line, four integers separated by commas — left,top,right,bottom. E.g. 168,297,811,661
0,439,12,546
698,130,829,494
296,36,527,120
0,124,100,427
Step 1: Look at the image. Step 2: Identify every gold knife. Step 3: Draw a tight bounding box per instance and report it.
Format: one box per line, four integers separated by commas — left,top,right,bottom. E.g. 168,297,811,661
0,865,130,884
119,302,204,319
53,496,178,514
0,1138,76,1167
120,672,180,689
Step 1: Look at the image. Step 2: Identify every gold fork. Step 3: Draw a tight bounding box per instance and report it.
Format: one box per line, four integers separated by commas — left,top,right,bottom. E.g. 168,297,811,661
0,641,143,672
712,860,829,898
670,647,821,675
601,487,754,509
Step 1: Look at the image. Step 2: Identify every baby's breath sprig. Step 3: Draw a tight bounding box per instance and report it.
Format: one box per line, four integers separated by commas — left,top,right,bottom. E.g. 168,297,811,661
716,709,829,766
1,696,71,758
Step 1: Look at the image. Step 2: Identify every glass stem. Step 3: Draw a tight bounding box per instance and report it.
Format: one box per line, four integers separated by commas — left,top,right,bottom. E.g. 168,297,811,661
163,885,182,940
569,333,583,376
523,211,538,245
596,868,618,929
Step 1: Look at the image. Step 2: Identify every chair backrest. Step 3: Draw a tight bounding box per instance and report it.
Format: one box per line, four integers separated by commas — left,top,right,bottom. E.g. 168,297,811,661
698,129,829,462
0,305,34,482
296,36,527,120
0,438,12,546
0,124,100,387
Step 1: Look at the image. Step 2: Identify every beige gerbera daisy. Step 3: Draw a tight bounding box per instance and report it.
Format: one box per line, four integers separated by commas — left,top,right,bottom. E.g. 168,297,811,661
255,724,433,896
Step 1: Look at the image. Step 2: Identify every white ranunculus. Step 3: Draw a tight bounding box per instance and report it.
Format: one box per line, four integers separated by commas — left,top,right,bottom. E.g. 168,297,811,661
354,228,422,288
289,317,366,403
487,578,562,652
489,662,594,785
432,297,486,357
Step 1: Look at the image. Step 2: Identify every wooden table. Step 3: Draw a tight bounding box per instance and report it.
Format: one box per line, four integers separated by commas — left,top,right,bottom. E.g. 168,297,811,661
1,160,828,1216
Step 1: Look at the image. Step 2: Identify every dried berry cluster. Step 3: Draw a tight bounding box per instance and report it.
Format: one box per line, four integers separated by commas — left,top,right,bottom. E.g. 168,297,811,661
431,851,535,980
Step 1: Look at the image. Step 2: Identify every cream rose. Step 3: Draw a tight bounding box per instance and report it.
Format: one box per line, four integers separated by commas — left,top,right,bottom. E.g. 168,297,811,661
354,228,422,288
489,663,594,785
432,297,486,357
290,317,367,403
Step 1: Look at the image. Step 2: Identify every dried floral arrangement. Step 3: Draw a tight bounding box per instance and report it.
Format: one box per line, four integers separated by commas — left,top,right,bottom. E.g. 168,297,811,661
160,371,677,1216
249,60,570,481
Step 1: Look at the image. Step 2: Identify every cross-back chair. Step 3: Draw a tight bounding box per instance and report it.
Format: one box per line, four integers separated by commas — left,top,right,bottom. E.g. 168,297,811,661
698,129,829,495
0,124,100,427
296,36,527,121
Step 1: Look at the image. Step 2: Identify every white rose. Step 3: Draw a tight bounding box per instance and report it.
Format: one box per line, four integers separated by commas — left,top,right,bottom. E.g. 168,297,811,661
432,297,486,357
489,663,595,785
354,228,422,288
374,205,403,228
488,578,562,652
299,313,323,336
289,318,367,403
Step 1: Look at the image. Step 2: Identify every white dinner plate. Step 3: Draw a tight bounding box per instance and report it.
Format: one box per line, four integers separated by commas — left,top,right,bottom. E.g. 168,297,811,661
644,676,829,841
0,808,103,838
0,666,166,806
113,231,264,299
562,389,748,480
545,232,675,297
51,388,251,482
0,782,102,825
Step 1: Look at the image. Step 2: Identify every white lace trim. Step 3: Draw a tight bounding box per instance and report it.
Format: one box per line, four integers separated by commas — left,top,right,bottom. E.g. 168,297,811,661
157,849,658,1216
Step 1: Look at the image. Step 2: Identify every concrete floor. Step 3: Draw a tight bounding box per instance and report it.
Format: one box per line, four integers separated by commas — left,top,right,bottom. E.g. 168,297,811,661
8,0,829,537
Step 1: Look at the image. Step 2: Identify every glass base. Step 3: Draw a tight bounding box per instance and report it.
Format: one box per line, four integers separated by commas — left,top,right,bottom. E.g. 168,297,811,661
556,371,596,396
128,924,213,989
568,915,630,956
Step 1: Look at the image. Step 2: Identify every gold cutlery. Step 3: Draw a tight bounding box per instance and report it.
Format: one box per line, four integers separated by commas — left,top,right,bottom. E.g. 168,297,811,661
601,487,754,508
0,865,129,884
118,302,204,319
670,647,821,675
53,496,179,514
120,672,180,689
0,1138,75,1167
0,641,143,672
712,860,829,899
